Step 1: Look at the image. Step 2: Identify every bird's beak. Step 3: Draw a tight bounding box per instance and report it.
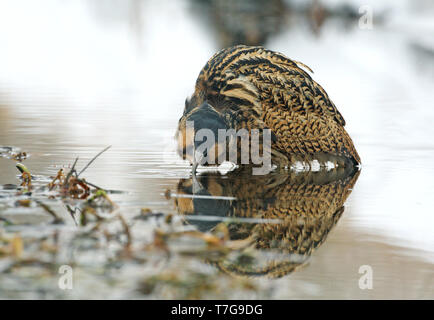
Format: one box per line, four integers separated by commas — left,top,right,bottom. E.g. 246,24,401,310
192,150,205,193
192,149,204,176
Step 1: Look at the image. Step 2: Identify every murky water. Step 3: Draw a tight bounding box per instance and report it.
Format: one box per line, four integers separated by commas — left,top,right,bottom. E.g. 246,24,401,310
0,0,433,299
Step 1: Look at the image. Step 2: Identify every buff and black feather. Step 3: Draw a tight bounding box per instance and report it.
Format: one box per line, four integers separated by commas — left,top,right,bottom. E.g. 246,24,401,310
178,45,360,167
175,166,360,278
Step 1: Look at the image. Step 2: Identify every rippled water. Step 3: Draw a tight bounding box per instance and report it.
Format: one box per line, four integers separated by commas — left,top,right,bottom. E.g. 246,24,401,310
0,0,433,299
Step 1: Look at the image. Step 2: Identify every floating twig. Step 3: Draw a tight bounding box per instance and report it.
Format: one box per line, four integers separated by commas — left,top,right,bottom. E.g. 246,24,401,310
34,199,64,224
65,204,79,226
77,145,111,177
77,178,105,192
64,156,79,186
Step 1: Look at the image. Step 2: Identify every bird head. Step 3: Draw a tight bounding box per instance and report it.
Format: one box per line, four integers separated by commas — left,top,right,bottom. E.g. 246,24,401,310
176,99,229,168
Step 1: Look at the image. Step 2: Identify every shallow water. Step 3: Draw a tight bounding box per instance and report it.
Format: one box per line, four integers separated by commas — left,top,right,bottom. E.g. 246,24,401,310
0,0,433,299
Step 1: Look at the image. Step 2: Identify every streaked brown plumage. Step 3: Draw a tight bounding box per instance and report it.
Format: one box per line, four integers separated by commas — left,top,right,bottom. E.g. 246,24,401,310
177,45,360,167
175,166,360,278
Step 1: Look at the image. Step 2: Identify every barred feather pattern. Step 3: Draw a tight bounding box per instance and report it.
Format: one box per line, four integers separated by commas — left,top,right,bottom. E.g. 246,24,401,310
175,167,360,278
186,45,360,165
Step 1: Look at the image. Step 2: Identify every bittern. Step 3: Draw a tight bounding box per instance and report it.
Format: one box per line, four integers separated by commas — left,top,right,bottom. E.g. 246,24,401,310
177,45,360,172
174,166,360,278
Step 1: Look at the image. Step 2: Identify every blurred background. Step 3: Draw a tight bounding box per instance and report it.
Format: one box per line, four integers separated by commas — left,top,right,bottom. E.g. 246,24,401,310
0,0,433,298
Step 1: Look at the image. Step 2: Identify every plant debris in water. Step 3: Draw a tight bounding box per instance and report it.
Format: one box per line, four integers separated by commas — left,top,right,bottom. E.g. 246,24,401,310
0,146,29,162
0,146,262,299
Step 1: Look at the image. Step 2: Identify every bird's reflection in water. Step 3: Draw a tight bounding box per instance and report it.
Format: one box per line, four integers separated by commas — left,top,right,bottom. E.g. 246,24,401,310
174,166,360,278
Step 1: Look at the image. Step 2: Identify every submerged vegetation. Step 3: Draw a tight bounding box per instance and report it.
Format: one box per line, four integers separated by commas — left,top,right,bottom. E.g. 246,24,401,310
0,144,360,299
0,146,263,298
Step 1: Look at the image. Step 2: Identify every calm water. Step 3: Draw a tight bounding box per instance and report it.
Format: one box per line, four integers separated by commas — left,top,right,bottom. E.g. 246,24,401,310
0,0,433,299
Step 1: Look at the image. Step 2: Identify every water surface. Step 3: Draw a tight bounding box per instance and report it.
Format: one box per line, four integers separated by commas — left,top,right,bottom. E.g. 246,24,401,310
0,0,433,299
